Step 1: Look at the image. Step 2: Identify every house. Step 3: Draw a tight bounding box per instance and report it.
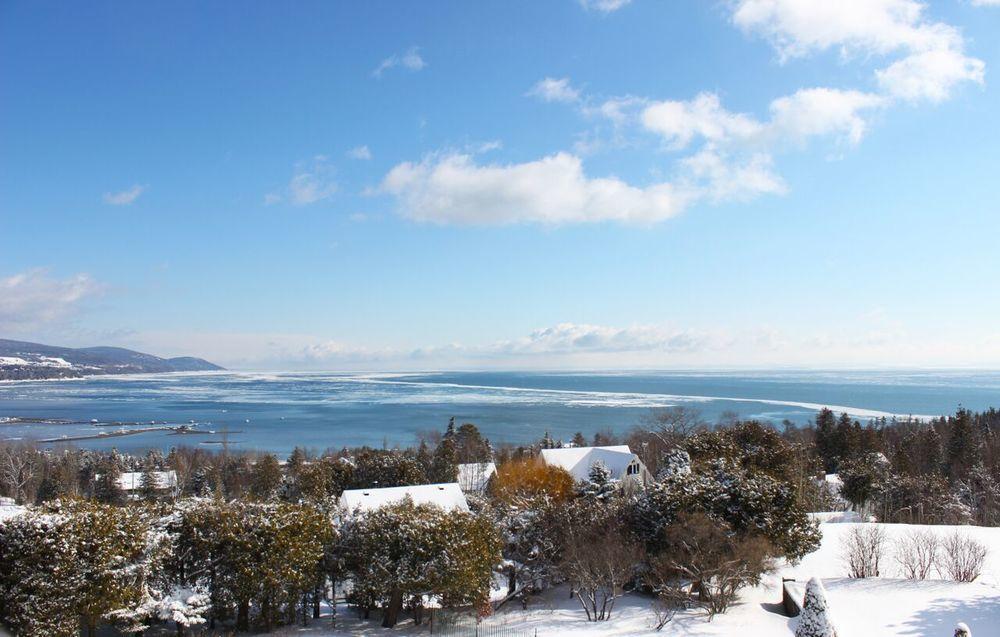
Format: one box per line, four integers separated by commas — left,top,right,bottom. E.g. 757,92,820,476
457,462,496,493
539,445,652,487
339,482,470,513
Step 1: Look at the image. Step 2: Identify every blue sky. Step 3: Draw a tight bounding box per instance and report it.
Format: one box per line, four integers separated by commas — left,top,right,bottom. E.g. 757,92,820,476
2,0,999,369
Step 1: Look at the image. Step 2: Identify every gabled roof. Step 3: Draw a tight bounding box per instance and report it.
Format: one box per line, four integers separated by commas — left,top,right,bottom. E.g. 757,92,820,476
457,462,496,491
540,445,639,481
339,483,469,513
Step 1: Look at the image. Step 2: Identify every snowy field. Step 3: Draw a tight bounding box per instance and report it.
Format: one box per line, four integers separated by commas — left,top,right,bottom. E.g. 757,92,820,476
261,521,1000,637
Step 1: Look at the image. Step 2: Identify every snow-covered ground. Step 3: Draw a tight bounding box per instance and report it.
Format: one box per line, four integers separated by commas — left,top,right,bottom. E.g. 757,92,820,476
264,520,1000,637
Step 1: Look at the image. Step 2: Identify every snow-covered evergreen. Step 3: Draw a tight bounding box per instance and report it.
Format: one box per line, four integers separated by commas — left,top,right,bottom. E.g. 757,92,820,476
955,622,971,636
580,461,616,500
795,577,837,637
657,447,691,480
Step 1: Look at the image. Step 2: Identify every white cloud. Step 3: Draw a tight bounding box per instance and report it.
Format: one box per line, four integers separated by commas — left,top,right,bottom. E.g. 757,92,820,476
0,269,103,333
876,49,984,102
971,0,1000,5
492,323,711,355
347,145,372,160
642,88,886,151
578,0,632,13
266,156,338,206
373,47,426,78
382,152,689,225
731,0,984,102
681,149,786,202
641,92,763,149
527,77,581,103
103,185,146,206
767,88,887,145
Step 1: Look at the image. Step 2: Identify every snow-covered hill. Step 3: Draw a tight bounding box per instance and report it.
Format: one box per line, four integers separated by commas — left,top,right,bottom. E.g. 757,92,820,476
0,338,222,380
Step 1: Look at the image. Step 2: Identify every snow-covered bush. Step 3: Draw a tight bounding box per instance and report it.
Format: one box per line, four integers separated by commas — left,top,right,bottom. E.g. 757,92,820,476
841,525,886,578
345,500,503,628
795,577,837,637
656,448,691,480
579,461,615,501
940,532,988,582
955,621,971,636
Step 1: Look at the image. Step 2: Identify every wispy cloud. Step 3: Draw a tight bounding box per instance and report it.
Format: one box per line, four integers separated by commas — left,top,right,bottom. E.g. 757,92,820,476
102,184,146,206
373,47,426,78
527,77,581,103
265,156,338,206
347,145,372,160
0,269,104,334
578,0,632,13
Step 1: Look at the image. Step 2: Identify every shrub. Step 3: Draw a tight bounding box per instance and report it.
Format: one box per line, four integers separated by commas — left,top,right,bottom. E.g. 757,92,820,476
645,512,773,620
795,577,838,637
490,457,575,504
893,529,939,580
559,500,643,621
940,531,988,582
841,525,887,578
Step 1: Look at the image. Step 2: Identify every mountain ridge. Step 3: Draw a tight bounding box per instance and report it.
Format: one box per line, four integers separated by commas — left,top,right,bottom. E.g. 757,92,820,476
0,338,223,380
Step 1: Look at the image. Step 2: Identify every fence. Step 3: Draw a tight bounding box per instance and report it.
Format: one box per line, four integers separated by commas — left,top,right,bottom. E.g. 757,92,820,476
428,612,538,637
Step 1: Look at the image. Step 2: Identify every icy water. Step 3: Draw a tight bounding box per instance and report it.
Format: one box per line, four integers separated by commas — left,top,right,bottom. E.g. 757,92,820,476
1,370,999,455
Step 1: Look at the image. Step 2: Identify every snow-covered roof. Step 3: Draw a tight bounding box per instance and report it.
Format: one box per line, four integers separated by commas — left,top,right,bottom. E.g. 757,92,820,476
457,462,496,491
118,470,177,491
339,483,469,513
539,445,640,481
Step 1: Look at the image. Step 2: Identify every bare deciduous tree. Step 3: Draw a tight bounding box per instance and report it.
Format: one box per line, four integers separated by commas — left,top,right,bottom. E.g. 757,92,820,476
841,525,887,578
894,529,940,580
0,444,37,504
561,505,643,621
643,407,707,448
940,531,988,582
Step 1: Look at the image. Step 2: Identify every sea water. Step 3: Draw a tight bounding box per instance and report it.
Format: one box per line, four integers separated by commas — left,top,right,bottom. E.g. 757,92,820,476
1,370,998,455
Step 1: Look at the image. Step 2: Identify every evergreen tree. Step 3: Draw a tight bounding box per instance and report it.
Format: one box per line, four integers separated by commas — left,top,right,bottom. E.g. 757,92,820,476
955,622,971,637
430,437,459,483
541,431,555,449
139,461,160,501
815,408,839,473
656,448,692,480
94,458,126,505
947,407,981,480
345,500,502,628
580,461,615,500
416,440,432,476
795,577,837,637
249,453,283,500
572,431,587,447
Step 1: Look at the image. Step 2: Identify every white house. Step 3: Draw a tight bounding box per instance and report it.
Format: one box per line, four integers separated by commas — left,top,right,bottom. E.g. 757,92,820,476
339,483,470,513
457,462,496,493
540,445,651,487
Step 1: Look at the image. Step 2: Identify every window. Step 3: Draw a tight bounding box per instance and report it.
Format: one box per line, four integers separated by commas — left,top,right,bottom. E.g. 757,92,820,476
626,462,639,475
